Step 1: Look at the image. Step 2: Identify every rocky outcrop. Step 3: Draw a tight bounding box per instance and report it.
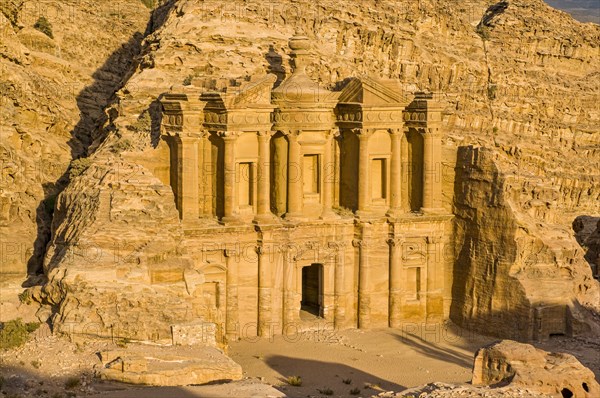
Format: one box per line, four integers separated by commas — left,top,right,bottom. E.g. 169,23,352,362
36,157,212,341
452,146,600,340
472,340,599,398
98,345,243,386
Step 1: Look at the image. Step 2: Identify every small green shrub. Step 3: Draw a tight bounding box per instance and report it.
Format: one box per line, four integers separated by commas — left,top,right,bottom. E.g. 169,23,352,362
129,111,152,133
487,84,497,100
64,377,80,390
492,126,499,133
183,74,194,86
0,319,40,350
476,25,490,40
111,139,134,153
69,158,92,179
18,290,32,305
350,387,361,395
34,16,53,39
342,378,352,384
31,360,41,369
286,376,302,386
140,0,156,9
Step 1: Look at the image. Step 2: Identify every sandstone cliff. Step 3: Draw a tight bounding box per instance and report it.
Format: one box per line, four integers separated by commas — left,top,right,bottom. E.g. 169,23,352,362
0,0,151,278
12,0,599,340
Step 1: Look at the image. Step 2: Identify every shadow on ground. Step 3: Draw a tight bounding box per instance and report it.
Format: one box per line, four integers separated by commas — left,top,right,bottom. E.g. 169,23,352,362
265,355,405,398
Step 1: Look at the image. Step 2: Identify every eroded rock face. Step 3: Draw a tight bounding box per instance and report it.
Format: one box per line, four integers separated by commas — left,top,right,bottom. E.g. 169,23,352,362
0,0,150,278
39,158,206,341
452,146,600,341
472,340,599,398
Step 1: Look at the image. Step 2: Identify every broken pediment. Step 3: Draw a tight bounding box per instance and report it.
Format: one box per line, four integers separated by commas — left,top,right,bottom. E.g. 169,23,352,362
338,76,408,107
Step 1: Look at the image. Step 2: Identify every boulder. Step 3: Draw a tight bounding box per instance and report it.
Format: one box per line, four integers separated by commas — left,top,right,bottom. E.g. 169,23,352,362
472,340,599,398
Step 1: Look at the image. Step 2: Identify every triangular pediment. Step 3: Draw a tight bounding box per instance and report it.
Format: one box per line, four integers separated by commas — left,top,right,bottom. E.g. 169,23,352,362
339,76,405,106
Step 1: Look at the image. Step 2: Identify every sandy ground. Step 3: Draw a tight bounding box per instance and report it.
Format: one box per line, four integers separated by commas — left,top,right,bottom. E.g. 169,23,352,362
1,317,598,398
228,323,495,398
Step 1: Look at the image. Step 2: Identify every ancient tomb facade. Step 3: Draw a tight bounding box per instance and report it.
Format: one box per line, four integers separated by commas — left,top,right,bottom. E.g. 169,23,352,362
159,35,453,340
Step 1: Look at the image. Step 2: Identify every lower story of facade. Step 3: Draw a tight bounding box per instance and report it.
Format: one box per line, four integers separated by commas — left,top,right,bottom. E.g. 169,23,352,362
182,215,453,342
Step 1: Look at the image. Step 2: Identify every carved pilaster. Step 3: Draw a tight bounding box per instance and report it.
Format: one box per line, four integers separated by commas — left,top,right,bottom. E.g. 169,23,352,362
224,247,239,342
388,236,405,328
219,131,240,223
284,130,303,219
254,131,277,223
353,238,370,328
387,128,403,217
256,242,273,337
356,129,372,217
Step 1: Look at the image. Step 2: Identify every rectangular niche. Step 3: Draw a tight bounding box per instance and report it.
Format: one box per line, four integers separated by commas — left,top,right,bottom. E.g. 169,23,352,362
303,154,320,195
407,267,421,301
238,162,254,207
371,158,387,200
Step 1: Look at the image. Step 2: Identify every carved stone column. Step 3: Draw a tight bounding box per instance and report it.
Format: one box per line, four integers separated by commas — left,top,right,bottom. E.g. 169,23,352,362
285,131,303,219
175,134,201,221
282,242,296,328
321,129,337,219
401,130,410,212
388,237,404,328
331,241,346,329
202,133,213,216
254,131,275,223
220,131,239,223
356,129,371,217
387,128,402,217
225,249,239,342
257,244,272,337
426,235,443,320
421,128,442,213
354,236,370,328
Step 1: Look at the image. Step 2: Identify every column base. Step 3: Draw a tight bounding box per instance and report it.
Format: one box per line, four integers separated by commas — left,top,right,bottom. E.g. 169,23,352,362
253,213,281,224
220,216,243,225
283,212,306,222
355,210,374,220
420,207,446,215
385,208,404,218
319,208,340,220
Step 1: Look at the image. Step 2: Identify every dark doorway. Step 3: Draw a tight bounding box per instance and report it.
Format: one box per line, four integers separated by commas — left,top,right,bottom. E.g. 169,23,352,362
301,263,323,317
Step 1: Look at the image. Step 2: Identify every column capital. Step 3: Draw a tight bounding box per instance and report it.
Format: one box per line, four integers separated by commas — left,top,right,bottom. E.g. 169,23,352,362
423,127,441,135
352,239,369,249
353,128,376,138
173,131,205,142
387,237,406,247
218,130,240,140
257,130,273,138
327,127,341,139
280,129,301,137
388,128,404,136
224,248,239,258
327,241,347,251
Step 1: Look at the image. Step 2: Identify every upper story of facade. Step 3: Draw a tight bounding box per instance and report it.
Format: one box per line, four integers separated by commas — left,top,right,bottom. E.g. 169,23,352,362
159,34,446,225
